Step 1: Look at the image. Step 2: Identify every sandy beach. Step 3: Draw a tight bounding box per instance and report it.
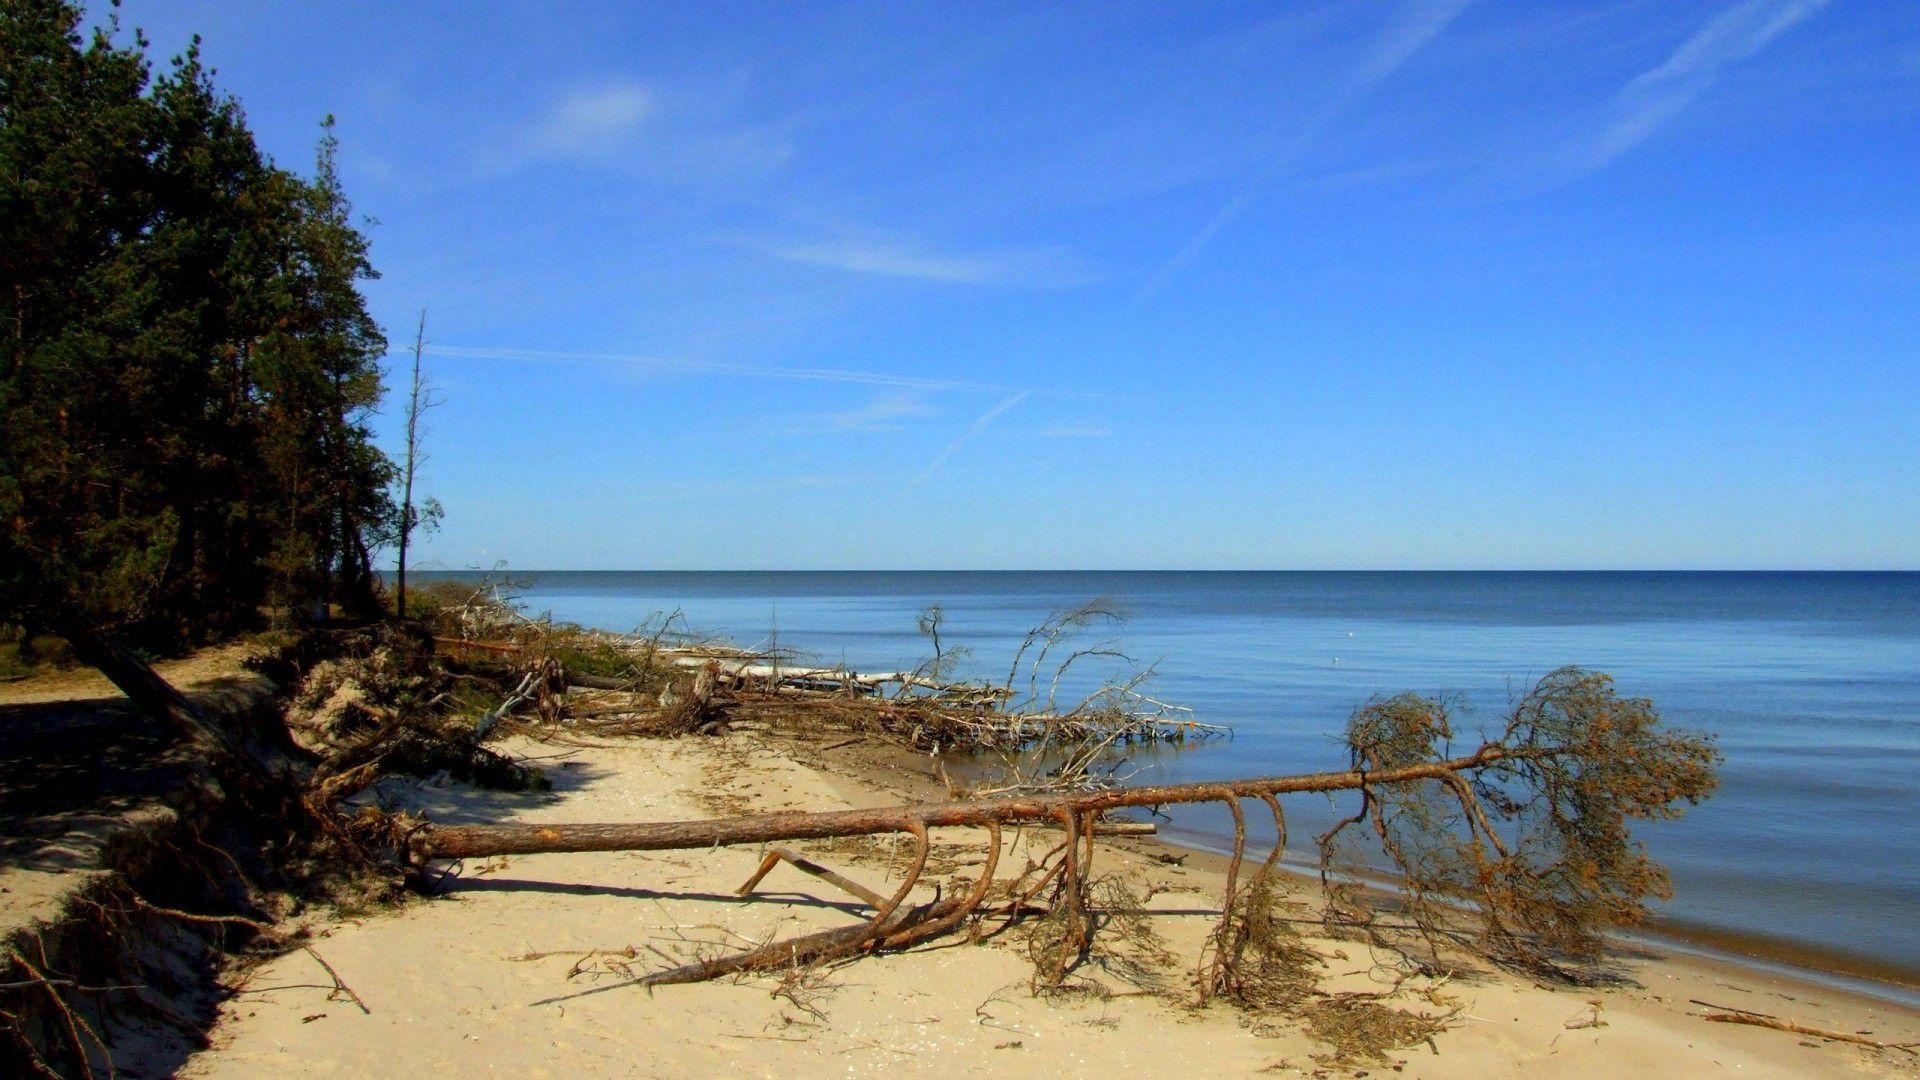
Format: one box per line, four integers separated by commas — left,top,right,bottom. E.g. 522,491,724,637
182,726,1920,1079
10,3,1914,1075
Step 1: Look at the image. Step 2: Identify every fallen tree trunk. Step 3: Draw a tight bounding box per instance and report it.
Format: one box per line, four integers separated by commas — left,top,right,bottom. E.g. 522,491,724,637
44,605,277,793
416,748,1548,1000
415,746,1528,860
416,668,1717,1004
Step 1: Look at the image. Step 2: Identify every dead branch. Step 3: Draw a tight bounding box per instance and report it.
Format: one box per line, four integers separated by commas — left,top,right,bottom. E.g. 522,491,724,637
738,849,890,910
1701,1012,1918,1053
6,949,108,1080
301,947,370,1016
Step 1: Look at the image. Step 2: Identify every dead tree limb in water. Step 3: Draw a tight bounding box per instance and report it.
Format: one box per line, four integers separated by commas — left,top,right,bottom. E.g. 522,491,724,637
416,668,1719,995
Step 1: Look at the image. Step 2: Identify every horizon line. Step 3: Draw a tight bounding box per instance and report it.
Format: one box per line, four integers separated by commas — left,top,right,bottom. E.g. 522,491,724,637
404,566,1917,575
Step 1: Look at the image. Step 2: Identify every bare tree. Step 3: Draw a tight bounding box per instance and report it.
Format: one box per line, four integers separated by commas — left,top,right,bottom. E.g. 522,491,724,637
394,309,443,618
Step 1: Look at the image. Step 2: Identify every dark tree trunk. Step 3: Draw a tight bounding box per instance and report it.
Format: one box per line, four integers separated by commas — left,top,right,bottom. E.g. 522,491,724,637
42,604,275,793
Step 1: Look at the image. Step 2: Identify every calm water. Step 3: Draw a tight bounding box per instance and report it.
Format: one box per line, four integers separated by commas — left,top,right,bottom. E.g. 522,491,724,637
440,571,1920,979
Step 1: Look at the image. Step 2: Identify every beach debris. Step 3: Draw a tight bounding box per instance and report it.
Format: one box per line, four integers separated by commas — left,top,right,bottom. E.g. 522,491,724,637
441,596,1228,793
268,625,548,806
737,848,891,910
11,582,1725,1068
300,946,371,1016
413,668,1719,1020
1695,1005,1918,1055
1301,992,1451,1066
1563,1000,1607,1029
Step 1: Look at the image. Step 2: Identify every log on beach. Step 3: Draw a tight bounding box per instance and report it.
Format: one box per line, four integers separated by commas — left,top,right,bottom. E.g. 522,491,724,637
414,749,1520,859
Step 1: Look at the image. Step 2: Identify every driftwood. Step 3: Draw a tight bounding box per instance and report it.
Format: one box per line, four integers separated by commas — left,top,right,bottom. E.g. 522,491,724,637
433,636,519,655
738,848,890,909
432,598,1226,790
1701,1012,1919,1054
415,749,1514,994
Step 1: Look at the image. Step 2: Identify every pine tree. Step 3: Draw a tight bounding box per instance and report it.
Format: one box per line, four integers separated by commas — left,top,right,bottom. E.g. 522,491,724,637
1,0,401,647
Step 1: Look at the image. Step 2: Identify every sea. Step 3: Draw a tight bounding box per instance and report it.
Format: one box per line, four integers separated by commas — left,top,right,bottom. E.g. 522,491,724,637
426,570,1920,991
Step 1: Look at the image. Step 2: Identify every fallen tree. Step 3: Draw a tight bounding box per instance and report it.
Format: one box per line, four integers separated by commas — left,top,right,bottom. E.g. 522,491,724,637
413,668,1720,999
13,572,1722,1046
421,746,1553,857
43,604,279,795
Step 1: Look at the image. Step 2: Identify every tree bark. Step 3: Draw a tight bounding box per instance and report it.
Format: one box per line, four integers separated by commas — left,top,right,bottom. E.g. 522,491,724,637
1702,1012,1918,1052
415,747,1524,860
395,309,430,620
43,604,276,793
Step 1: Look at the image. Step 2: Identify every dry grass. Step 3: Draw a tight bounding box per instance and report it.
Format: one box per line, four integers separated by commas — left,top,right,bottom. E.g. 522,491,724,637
1301,993,1451,1066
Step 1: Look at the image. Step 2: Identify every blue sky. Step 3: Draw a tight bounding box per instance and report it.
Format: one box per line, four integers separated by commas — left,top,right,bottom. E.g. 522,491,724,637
110,1,1918,569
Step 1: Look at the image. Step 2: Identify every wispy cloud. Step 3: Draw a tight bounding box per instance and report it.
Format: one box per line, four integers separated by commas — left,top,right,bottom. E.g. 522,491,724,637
910,392,1031,489
1347,0,1479,92
746,235,1098,288
1137,0,1476,299
528,83,656,157
428,344,1008,394
823,392,938,432
495,79,795,179
1584,0,1833,168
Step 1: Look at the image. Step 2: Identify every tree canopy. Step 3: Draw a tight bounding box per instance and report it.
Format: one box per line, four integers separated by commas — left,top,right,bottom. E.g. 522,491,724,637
1,0,395,646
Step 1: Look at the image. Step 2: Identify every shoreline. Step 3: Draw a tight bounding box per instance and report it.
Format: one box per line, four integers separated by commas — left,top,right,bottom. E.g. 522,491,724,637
13,639,1907,1076
503,570,1920,990
1634,921,1920,1011
931,732,1920,1009
186,723,1920,1076
1151,824,1920,1011
796,728,1920,1018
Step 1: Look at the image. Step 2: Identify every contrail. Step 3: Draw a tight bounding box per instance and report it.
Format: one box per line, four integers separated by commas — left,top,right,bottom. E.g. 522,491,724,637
1585,0,1832,168
909,391,1031,489
1136,0,1476,300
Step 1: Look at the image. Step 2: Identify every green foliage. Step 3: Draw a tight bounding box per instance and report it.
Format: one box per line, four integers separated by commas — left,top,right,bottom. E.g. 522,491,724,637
0,624,72,676
542,631,654,683
0,0,396,647
398,578,472,622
